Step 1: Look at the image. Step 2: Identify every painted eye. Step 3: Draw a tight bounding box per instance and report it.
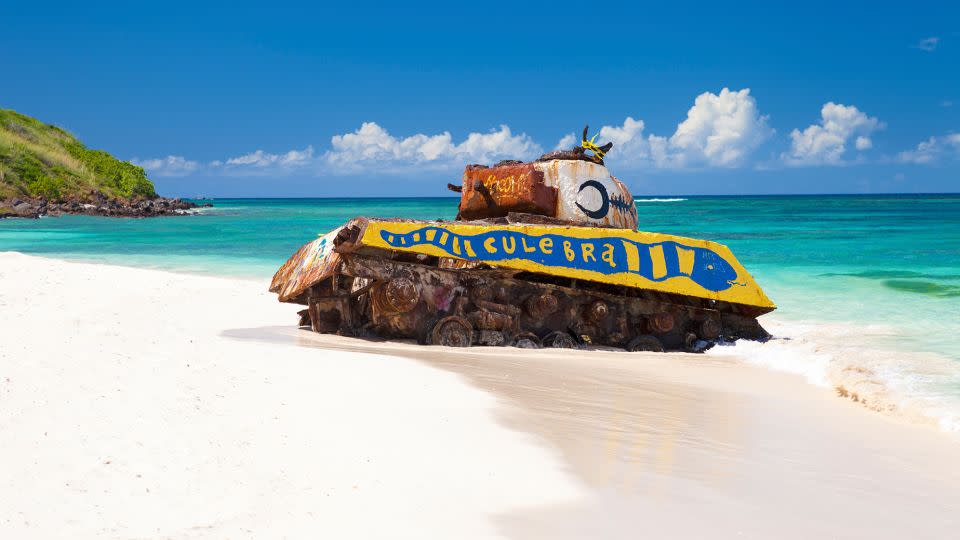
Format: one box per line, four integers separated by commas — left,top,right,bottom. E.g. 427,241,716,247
575,180,610,219
707,264,715,270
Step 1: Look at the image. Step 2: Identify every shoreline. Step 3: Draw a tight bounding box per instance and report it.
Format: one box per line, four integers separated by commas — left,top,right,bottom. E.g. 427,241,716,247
2,252,958,537
7,250,959,434
0,250,271,282
6,250,959,434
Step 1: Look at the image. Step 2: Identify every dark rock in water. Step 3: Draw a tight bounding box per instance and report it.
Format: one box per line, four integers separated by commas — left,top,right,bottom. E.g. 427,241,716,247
0,192,209,219
0,200,40,219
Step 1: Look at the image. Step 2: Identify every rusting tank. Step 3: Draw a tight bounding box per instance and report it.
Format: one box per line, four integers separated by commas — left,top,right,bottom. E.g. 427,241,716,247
270,127,775,352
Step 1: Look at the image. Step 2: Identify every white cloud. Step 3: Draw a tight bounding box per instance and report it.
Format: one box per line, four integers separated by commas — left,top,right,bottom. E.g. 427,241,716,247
668,88,773,167
323,122,541,173
554,133,577,150
134,146,316,177
223,145,314,168
897,134,960,164
124,124,540,179
132,155,200,177
782,103,882,165
595,88,772,169
915,36,939,51
598,117,647,155
942,100,954,108
456,126,541,163
126,92,910,179
596,117,670,168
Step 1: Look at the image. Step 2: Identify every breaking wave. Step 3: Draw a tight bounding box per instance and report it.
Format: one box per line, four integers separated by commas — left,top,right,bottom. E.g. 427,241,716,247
710,317,960,434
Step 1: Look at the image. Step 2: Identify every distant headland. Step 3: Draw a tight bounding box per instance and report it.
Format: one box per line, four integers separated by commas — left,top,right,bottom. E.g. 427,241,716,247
0,109,207,218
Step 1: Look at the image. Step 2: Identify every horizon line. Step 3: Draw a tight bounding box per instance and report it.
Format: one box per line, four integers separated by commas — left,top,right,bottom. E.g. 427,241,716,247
177,192,960,199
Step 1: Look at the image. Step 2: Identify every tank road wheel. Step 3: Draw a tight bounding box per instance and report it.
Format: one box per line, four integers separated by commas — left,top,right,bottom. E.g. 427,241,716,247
543,331,578,349
626,335,665,353
526,293,558,319
381,278,420,313
512,332,542,349
699,318,721,341
430,316,474,347
585,300,609,324
649,312,675,334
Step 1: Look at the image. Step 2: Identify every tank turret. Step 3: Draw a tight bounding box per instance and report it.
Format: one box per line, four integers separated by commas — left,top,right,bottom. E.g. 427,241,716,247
452,126,639,229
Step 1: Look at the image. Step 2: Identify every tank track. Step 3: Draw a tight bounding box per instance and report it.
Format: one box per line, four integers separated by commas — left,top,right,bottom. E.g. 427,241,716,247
300,250,769,353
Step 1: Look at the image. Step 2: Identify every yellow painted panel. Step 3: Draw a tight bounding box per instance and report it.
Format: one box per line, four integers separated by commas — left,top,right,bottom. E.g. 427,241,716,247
358,220,775,310
649,245,667,279
622,240,640,272
676,246,695,275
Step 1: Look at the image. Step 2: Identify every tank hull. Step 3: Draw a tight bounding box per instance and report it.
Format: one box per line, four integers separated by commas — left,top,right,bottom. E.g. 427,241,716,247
271,217,774,352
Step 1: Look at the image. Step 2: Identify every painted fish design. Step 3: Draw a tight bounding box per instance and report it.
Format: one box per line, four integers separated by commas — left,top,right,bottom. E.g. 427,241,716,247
379,226,738,292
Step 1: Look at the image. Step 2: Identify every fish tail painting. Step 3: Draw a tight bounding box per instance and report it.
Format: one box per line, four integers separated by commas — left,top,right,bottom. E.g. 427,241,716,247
378,226,739,292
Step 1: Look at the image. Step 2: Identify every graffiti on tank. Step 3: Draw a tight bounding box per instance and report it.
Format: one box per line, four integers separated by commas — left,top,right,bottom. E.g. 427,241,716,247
575,179,638,222
609,194,635,214
378,226,739,292
481,172,533,197
575,180,609,219
273,226,344,302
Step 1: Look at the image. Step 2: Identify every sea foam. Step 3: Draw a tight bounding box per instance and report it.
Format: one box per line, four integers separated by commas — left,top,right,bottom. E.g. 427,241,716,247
711,317,960,435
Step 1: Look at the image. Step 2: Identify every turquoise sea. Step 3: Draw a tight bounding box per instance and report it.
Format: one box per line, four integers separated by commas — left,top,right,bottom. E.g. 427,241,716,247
3,195,960,429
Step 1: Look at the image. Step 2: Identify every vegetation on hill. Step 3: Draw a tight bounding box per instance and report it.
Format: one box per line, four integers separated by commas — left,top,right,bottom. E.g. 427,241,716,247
0,109,157,201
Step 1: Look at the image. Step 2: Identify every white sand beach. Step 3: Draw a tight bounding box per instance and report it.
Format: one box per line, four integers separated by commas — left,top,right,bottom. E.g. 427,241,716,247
2,252,959,539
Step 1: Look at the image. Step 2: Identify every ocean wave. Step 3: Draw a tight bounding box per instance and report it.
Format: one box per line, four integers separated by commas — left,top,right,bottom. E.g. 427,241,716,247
710,317,960,435
632,198,687,203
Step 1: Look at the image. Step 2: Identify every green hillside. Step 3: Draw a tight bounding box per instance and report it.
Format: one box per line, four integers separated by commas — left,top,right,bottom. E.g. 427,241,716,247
0,109,157,201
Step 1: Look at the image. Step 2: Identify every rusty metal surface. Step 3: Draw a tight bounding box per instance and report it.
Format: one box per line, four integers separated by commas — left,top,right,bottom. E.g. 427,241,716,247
271,227,343,303
269,241,311,293
312,253,759,351
455,159,638,229
281,213,772,340
458,163,557,220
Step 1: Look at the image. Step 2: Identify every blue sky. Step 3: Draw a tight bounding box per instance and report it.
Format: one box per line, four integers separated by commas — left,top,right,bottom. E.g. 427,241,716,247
3,1,958,196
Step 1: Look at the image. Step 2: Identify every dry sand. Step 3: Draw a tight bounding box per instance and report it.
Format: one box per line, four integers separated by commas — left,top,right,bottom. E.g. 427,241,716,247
1,252,959,538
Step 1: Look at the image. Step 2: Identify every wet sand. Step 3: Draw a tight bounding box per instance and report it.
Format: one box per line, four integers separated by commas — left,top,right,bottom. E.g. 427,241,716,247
233,327,960,538
3,252,959,538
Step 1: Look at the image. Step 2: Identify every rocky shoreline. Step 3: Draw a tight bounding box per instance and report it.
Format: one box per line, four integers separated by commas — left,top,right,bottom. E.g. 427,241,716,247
0,193,212,219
